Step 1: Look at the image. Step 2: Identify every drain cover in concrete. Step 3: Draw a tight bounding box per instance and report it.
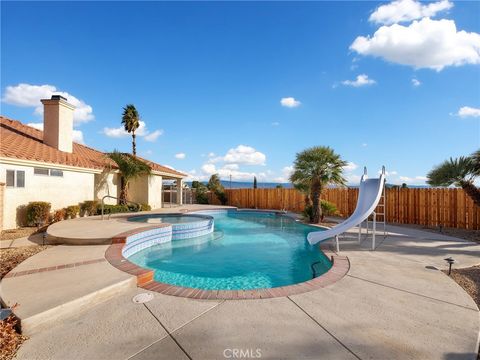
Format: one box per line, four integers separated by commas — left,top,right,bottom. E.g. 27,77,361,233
132,293,154,304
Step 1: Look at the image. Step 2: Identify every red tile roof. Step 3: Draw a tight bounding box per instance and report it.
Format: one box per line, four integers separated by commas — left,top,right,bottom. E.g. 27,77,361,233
0,116,186,177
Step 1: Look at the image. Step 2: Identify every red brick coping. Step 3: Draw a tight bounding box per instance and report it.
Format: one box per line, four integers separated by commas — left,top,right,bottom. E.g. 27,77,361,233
4,258,106,278
105,227,350,300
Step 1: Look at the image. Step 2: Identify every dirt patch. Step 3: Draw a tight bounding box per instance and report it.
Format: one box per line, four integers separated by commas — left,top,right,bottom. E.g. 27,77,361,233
389,223,480,244
447,265,480,308
0,228,39,241
0,246,49,280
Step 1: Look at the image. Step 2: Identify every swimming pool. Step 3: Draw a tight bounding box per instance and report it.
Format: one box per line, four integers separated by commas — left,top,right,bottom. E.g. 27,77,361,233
125,210,331,290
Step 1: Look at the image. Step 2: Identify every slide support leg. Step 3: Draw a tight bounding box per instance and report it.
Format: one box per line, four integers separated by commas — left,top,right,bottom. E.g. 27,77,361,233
372,212,376,250
335,235,339,253
358,221,362,243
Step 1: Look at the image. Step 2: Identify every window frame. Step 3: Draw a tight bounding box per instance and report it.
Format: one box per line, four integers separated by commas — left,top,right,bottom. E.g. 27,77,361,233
5,169,25,188
34,167,50,176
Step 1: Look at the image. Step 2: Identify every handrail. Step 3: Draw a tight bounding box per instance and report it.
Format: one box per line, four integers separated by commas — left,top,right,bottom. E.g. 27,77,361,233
101,195,141,220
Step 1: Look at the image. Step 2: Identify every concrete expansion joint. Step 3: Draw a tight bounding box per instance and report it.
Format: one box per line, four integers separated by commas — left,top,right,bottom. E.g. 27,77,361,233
286,296,362,360
128,299,225,360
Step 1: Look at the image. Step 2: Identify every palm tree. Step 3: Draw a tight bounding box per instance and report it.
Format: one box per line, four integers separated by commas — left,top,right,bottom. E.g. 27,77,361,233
427,152,480,207
107,150,151,204
121,104,140,156
290,146,347,223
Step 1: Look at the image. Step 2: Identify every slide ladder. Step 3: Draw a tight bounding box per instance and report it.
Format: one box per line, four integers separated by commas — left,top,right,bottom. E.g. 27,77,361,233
307,166,387,252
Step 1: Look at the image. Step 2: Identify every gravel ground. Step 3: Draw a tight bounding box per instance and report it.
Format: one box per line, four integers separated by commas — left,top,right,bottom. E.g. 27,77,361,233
0,228,39,241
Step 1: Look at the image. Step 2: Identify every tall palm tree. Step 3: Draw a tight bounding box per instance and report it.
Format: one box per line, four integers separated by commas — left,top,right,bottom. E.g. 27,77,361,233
121,104,140,156
427,152,480,207
107,150,151,204
290,146,347,223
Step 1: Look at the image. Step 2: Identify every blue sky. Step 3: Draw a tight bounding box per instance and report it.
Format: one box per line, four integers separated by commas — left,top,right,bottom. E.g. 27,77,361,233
1,1,479,184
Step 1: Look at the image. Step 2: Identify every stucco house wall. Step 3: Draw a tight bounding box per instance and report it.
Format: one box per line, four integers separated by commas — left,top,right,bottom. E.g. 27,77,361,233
0,163,95,229
94,171,120,205
147,174,163,209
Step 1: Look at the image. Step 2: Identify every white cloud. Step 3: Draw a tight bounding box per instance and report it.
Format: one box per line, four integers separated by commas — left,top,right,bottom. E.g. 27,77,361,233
457,106,480,118
342,74,376,87
144,130,163,142
379,170,398,176
361,143,368,147
223,163,239,170
280,97,301,108
351,18,480,71
208,152,216,157
399,175,428,183
346,174,362,184
273,165,294,183
201,163,217,175
369,0,453,25
271,122,280,126
103,121,163,142
412,78,421,87
220,145,266,165
343,162,359,172
175,152,186,159
3,83,94,124
26,122,84,144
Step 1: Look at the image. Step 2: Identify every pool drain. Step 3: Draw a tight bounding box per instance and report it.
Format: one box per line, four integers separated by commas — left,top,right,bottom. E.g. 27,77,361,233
132,293,154,304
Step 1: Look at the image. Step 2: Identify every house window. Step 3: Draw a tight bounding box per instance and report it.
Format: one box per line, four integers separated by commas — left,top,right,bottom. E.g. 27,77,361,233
33,167,64,177
34,168,49,176
6,170,25,188
50,169,63,177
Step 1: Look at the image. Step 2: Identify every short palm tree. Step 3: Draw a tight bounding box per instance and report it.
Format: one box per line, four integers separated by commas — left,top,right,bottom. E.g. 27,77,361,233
290,146,347,223
107,150,151,204
121,104,140,156
427,152,480,207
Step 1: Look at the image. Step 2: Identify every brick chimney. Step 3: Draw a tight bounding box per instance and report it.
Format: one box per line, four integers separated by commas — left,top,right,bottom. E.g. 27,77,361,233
41,95,75,153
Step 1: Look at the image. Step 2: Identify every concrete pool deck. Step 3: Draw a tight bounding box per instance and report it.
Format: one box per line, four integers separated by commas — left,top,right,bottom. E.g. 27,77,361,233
1,206,479,359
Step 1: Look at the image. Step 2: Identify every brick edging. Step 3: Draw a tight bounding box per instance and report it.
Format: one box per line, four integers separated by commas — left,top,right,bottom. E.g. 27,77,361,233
105,227,350,300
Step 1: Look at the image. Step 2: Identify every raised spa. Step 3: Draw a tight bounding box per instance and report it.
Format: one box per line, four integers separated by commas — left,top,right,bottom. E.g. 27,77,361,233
123,210,331,290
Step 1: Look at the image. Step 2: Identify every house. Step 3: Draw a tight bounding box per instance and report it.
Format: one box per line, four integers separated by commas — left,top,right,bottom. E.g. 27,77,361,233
0,95,186,230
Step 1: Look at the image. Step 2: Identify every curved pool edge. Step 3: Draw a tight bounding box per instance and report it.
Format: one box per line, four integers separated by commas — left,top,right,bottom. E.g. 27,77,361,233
105,224,350,300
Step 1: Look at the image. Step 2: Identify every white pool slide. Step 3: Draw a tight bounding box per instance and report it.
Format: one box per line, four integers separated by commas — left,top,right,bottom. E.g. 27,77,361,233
307,167,386,251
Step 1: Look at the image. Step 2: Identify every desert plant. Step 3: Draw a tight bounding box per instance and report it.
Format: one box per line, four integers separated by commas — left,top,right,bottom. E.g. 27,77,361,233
52,209,66,222
140,203,151,211
96,204,130,215
253,176,257,189
290,146,346,223
207,174,228,205
302,200,338,222
65,205,80,219
80,200,99,216
121,104,140,156
26,202,51,227
427,152,480,207
106,151,151,204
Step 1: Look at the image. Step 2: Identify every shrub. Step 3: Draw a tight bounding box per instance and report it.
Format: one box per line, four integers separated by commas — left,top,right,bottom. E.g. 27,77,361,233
96,204,130,215
302,200,338,223
53,208,67,222
140,203,151,211
193,183,208,204
65,205,80,219
26,202,51,227
80,201,99,216
215,189,228,205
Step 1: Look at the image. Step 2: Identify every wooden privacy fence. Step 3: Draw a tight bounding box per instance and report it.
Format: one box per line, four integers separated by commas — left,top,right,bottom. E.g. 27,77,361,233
207,188,479,230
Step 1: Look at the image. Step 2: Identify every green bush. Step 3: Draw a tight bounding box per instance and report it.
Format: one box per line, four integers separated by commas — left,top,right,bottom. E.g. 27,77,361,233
140,203,151,211
65,205,80,219
26,202,51,227
215,189,228,205
302,200,338,223
96,204,130,215
192,183,209,204
80,201,99,216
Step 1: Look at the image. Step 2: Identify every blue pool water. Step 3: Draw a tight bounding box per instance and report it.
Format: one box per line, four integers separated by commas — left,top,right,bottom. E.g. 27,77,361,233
127,211,331,290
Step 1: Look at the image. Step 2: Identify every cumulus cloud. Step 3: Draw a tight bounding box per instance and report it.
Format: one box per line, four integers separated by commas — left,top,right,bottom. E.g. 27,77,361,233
175,152,186,159
343,162,359,172
412,78,421,87
350,18,480,71
271,122,280,126
3,83,94,123
144,130,163,142
209,145,266,166
27,122,84,144
223,163,239,171
273,166,294,183
342,74,376,87
369,0,453,25
457,106,480,118
103,121,163,142
280,97,301,108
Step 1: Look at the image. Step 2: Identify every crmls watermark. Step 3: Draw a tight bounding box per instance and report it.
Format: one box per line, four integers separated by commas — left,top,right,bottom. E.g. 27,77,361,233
223,348,262,359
